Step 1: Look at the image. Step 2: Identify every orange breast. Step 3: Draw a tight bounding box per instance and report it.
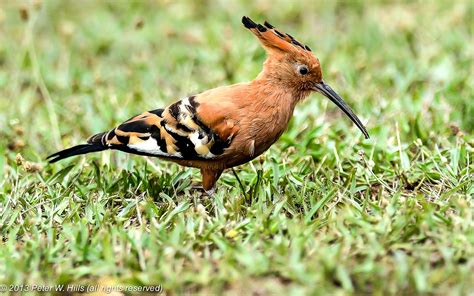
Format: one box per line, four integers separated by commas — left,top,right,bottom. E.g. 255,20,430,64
194,79,300,168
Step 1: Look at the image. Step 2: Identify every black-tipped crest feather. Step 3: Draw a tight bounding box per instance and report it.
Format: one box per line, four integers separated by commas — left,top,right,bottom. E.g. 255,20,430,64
242,16,311,52
242,16,257,29
263,21,274,29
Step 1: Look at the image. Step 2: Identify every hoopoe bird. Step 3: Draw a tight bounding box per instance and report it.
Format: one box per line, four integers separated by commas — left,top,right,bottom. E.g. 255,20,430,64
47,16,369,195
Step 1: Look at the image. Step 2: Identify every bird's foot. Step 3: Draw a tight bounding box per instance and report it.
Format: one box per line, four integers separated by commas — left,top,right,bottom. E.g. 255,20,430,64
204,188,215,197
191,185,215,197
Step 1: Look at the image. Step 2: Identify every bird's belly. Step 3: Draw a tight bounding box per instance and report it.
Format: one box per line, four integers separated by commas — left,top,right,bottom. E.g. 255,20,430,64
223,121,287,167
253,128,286,156
251,113,289,150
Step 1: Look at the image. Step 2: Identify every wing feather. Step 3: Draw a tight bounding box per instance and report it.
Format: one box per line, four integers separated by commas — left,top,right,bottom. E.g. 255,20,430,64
93,96,236,160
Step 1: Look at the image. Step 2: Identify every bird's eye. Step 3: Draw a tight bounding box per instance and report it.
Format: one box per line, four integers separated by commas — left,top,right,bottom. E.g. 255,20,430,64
298,65,309,75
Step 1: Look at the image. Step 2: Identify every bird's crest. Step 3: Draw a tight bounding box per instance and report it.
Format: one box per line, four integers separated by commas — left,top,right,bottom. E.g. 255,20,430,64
242,16,312,56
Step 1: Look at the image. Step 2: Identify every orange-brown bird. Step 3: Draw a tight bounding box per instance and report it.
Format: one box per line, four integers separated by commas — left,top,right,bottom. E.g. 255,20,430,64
47,16,369,195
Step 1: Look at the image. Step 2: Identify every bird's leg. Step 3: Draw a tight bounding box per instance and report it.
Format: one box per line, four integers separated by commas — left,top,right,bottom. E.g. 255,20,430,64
204,187,215,197
200,168,223,196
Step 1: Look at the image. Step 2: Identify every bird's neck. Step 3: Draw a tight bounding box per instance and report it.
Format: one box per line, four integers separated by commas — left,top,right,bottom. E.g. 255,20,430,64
251,76,312,108
234,78,308,157
248,78,310,132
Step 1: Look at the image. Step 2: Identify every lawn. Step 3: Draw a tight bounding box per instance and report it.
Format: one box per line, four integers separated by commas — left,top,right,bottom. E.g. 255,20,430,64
0,0,473,294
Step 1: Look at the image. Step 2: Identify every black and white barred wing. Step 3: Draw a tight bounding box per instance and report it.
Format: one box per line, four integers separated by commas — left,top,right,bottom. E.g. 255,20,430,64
92,96,234,160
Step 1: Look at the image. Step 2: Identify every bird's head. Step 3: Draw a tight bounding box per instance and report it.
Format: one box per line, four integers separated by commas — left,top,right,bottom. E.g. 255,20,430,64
242,16,369,139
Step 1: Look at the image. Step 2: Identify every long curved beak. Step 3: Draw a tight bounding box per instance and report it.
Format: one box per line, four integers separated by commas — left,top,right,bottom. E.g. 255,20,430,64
314,81,370,139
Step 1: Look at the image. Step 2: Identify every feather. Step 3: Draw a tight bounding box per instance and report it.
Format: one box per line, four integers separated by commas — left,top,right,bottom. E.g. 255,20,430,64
48,96,235,163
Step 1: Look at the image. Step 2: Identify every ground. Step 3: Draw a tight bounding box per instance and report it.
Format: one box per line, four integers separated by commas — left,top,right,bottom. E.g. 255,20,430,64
0,0,473,295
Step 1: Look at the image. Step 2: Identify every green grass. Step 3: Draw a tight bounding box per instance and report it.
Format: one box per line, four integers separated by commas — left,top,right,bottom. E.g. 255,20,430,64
0,0,473,294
